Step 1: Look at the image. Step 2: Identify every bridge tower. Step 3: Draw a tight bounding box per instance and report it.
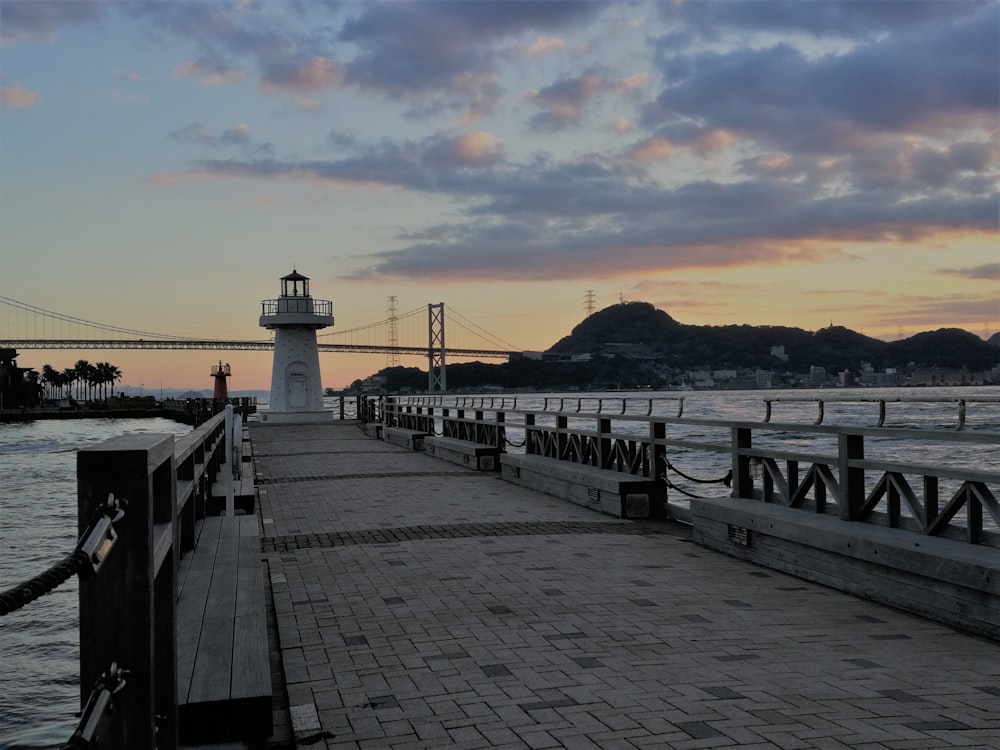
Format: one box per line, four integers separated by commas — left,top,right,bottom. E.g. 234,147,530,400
211,360,231,399
258,270,334,423
427,303,446,392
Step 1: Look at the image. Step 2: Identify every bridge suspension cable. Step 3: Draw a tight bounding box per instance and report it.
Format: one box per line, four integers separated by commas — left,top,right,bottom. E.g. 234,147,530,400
1,296,193,341
446,307,521,352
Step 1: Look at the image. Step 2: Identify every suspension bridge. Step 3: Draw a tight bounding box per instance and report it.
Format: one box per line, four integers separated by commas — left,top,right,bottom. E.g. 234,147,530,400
0,295,522,360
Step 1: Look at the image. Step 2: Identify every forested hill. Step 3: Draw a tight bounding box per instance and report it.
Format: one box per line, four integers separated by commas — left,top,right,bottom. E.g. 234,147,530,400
547,302,999,372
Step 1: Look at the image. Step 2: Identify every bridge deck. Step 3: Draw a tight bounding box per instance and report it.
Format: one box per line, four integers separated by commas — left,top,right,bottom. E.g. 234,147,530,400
250,421,999,750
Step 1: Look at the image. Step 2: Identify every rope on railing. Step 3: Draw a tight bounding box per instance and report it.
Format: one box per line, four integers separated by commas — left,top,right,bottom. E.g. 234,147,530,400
660,460,732,500
666,460,732,486
0,494,126,617
60,662,128,750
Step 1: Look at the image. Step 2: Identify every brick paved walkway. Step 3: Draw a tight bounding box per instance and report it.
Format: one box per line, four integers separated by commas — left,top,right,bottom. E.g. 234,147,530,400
250,422,999,750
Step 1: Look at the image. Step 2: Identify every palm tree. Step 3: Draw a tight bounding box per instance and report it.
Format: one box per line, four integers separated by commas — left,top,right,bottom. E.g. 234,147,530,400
41,364,58,401
93,362,123,401
22,369,41,406
62,368,76,400
74,360,91,401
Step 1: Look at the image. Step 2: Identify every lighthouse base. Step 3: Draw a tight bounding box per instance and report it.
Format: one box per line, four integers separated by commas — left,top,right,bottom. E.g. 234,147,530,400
260,410,331,424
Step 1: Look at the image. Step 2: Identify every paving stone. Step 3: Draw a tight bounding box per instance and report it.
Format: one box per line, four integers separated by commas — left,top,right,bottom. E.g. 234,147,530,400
251,422,1000,750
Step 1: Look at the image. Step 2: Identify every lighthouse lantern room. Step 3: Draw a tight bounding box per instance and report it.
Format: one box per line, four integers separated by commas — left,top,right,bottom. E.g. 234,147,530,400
258,269,334,423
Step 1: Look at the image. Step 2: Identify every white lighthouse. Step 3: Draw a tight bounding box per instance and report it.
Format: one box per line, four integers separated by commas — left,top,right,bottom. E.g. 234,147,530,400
258,270,334,423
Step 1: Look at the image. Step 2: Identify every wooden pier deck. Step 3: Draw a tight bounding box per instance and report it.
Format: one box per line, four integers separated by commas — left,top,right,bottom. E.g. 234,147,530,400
249,421,999,749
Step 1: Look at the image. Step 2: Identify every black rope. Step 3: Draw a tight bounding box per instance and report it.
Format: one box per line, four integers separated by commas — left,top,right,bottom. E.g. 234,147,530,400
1,494,125,617
662,477,702,499
0,550,90,616
504,437,526,448
665,460,732,487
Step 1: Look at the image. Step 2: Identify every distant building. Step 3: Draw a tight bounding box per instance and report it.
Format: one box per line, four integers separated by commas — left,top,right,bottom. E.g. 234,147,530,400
911,367,980,386
809,366,827,387
838,370,856,387
755,370,773,388
770,345,789,362
0,349,40,408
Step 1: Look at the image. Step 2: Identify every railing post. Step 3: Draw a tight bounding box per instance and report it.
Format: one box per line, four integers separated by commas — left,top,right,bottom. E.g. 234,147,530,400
838,432,865,521
731,426,753,499
556,414,568,460
598,417,611,469
526,413,537,455
77,434,179,750
650,420,666,483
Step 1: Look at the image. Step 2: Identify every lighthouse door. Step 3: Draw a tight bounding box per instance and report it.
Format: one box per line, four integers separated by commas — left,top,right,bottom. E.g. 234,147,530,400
287,371,308,409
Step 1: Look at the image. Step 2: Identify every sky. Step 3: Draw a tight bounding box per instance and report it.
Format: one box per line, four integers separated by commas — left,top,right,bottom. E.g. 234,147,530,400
1,0,998,392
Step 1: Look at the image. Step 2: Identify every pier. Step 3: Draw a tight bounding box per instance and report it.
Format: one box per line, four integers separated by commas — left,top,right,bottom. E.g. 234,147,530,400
4,396,998,748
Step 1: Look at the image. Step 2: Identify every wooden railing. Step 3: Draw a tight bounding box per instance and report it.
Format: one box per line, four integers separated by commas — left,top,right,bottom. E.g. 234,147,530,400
73,412,229,749
383,396,999,546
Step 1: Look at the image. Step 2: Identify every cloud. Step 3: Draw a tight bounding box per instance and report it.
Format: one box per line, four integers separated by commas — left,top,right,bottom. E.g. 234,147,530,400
629,137,672,162
525,68,611,131
656,0,993,40
523,35,564,57
258,56,343,93
422,132,504,169
114,69,151,84
0,83,40,108
939,263,1000,281
645,5,998,156
169,120,218,146
130,2,995,285
168,120,271,154
190,129,505,191
335,1,603,115
173,59,245,86
0,0,105,45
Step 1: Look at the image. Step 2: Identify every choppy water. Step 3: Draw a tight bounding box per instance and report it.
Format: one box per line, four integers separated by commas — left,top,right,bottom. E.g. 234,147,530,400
1,388,997,748
0,418,192,750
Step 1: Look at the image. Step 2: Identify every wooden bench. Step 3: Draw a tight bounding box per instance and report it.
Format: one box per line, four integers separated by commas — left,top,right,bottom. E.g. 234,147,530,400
691,497,1000,642
383,426,429,450
501,454,664,519
176,514,272,744
209,464,257,514
425,436,501,471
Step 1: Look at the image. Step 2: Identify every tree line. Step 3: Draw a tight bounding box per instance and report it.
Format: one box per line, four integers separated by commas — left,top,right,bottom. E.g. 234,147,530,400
34,360,124,402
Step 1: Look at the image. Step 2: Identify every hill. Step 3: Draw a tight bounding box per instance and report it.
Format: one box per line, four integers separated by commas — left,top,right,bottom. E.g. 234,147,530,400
548,302,998,372
350,302,999,392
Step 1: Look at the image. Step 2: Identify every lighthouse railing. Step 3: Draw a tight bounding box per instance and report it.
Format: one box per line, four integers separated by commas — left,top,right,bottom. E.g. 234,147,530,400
260,298,333,317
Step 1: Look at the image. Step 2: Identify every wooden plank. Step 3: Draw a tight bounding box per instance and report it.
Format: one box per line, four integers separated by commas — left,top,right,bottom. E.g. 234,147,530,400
230,610,270,701
186,526,238,705
178,513,271,743
175,518,223,703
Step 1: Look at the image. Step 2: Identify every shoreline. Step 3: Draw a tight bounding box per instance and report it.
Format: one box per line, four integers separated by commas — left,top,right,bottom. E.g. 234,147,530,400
0,408,172,423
